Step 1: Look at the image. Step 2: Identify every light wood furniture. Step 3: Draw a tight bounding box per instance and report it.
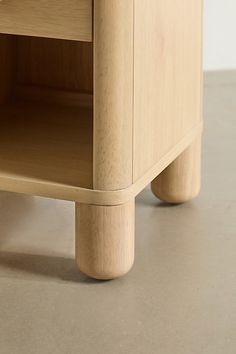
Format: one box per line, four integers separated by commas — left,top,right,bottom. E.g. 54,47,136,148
0,0,203,279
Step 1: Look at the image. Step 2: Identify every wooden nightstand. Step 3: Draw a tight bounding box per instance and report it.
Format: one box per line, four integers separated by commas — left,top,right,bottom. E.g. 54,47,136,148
0,0,203,279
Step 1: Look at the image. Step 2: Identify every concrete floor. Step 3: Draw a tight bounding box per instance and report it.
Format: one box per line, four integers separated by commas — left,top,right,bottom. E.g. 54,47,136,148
0,71,236,354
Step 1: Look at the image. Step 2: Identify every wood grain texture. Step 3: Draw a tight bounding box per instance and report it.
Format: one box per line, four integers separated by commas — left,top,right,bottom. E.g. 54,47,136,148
0,100,93,190
133,0,203,181
0,121,201,205
76,200,135,279
0,34,16,103
151,136,201,203
0,1,203,208
15,85,93,108
93,0,134,190
0,0,92,41
17,36,93,93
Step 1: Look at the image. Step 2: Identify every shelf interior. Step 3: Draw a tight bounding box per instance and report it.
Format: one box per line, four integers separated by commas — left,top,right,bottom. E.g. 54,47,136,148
0,34,94,196
0,100,93,189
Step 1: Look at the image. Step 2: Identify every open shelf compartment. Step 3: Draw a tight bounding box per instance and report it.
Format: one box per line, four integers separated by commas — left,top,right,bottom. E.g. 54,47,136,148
0,34,94,200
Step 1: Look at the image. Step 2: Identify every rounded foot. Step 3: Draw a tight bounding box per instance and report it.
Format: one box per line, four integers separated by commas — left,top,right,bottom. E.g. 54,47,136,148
151,137,201,204
75,200,135,280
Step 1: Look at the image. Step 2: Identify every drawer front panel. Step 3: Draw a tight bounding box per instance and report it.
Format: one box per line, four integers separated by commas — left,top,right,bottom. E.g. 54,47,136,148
0,0,92,41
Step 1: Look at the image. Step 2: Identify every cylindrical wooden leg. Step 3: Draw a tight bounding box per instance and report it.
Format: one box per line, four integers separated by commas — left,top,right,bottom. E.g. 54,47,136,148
151,136,201,204
75,200,135,280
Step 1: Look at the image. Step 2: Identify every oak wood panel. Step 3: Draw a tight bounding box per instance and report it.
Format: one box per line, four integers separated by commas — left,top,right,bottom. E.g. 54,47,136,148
17,37,93,93
93,0,134,190
0,120,202,205
0,100,93,190
133,0,203,181
15,85,93,108
0,0,92,41
0,34,16,103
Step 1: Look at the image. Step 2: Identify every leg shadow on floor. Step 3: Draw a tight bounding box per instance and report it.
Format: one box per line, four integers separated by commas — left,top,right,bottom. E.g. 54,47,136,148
0,251,102,284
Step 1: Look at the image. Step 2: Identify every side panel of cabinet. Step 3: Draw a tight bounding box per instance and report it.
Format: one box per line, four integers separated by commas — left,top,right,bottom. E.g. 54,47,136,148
133,0,203,181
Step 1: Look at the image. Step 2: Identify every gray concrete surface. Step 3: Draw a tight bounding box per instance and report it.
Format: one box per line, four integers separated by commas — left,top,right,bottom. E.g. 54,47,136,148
0,71,235,354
